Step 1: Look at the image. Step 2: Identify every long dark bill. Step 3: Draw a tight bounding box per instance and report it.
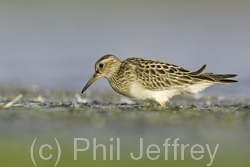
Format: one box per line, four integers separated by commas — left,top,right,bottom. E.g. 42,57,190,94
81,73,99,94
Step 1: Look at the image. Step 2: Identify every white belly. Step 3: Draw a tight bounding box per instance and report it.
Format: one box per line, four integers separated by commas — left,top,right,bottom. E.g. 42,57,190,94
130,82,213,106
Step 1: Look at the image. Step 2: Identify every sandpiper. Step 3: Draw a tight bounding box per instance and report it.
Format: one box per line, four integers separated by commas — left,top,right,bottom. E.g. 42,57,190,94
81,54,237,107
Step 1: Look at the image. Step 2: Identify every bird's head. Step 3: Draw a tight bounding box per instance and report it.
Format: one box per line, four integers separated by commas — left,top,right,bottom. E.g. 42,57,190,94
81,54,121,93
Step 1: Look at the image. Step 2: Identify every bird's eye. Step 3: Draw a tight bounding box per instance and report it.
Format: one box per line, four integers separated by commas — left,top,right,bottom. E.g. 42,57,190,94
99,63,104,68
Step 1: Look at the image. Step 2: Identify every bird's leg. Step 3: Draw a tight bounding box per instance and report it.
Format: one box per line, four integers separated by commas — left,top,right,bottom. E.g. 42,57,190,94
159,102,167,108
158,100,167,108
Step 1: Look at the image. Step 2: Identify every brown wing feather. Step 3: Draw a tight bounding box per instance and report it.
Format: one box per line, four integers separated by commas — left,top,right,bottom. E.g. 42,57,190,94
123,58,237,91
125,58,195,90
189,64,207,75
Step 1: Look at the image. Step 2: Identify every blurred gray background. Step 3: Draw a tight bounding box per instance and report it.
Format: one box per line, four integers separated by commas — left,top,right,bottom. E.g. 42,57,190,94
0,0,249,95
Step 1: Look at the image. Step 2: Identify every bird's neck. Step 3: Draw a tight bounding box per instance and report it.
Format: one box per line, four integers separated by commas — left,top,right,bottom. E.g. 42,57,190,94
107,66,121,87
106,65,131,97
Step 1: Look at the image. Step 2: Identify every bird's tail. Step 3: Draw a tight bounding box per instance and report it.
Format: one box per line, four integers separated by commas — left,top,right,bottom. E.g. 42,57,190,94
205,73,238,84
190,64,238,84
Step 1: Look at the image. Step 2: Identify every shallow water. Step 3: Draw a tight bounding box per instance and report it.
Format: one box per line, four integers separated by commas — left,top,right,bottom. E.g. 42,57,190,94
0,88,250,167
